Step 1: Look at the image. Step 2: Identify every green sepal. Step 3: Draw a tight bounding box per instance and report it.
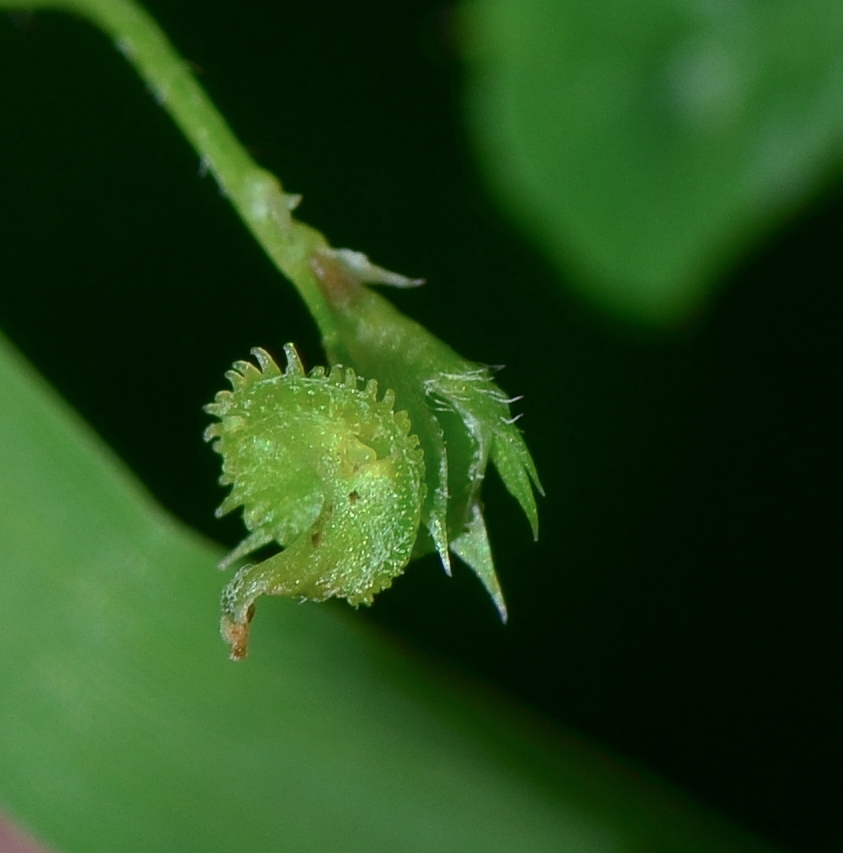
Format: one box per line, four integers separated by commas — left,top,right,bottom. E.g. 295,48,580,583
449,502,506,621
311,249,542,616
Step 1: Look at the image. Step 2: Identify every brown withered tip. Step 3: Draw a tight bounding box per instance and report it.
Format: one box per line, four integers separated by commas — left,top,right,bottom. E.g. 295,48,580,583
221,605,255,661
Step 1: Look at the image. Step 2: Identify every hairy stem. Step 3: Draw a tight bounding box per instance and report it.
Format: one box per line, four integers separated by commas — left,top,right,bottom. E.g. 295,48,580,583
2,0,339,349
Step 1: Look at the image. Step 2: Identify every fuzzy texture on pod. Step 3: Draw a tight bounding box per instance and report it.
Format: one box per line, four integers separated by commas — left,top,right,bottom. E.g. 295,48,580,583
204,344,425,659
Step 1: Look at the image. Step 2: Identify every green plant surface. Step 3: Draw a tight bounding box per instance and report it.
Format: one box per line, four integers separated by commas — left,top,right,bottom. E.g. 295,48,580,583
464,0,843,324
0,328,781,853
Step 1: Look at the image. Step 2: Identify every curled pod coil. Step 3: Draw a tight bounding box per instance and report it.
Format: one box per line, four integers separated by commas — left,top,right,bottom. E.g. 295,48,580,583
204,344,425,659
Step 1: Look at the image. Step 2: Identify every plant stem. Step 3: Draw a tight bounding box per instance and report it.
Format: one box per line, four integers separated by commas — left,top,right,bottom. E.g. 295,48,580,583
3,0,339,349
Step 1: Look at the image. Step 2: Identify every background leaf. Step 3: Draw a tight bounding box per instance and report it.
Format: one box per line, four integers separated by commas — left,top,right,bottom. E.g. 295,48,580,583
463,0,843,323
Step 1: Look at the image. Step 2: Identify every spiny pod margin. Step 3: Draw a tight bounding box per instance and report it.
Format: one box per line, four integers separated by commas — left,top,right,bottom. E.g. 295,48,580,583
205,344,425,659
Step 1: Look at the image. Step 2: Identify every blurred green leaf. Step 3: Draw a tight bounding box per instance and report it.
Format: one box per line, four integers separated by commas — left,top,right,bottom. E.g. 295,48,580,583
463,0,843,324
0,335,781,852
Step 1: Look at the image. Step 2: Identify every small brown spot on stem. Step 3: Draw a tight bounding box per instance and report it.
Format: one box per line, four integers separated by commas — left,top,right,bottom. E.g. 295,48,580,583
310,250,363,310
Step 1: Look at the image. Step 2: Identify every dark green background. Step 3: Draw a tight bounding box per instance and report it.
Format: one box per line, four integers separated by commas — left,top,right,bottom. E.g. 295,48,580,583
1,3,840,851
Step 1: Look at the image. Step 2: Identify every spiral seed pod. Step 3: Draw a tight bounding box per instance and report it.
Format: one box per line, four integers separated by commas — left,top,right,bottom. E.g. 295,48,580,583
204,344,425,659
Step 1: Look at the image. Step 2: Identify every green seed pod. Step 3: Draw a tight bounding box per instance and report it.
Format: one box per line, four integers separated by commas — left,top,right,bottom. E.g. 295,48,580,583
204,344,425,659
